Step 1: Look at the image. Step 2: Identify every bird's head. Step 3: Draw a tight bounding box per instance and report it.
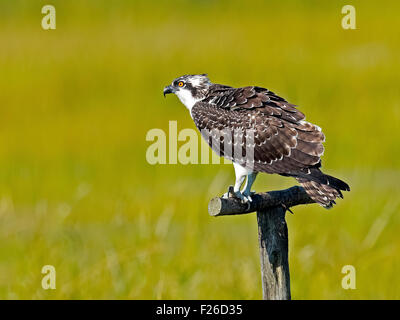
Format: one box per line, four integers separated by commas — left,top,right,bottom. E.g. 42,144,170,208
163,74,211,110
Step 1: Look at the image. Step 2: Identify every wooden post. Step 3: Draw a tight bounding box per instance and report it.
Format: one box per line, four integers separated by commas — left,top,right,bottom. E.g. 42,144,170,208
257,206,290,300
208,185,315,300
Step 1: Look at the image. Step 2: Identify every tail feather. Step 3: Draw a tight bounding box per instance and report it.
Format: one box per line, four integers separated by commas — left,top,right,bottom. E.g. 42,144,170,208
324,174,350,192
295,171,350,209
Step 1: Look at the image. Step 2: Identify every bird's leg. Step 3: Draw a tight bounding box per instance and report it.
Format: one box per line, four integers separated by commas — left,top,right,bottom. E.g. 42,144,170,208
222,162,250,203
241,172,258,202
232,173,247,201
222,174,246,200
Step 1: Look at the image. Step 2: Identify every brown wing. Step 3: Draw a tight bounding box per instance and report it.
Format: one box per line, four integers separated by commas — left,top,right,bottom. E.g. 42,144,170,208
204,85,306,123
191,85,325,176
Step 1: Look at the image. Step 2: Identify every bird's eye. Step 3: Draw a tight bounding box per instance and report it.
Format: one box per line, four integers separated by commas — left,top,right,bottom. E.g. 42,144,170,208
178,81,185,87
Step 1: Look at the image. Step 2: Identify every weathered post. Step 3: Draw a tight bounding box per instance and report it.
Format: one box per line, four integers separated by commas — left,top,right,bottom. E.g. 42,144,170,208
257,205,290,300
208,185,314,300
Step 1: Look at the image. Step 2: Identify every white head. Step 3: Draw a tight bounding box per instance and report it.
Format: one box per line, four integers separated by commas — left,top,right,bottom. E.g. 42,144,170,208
163,74,211,111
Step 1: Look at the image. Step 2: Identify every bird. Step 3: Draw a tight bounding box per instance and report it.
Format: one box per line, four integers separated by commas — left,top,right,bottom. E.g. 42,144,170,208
163,74,350,208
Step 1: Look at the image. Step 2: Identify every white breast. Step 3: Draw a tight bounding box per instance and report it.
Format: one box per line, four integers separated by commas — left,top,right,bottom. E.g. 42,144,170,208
175,89,200,112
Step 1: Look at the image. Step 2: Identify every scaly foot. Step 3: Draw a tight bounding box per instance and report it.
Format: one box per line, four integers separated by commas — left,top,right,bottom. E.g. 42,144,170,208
242,190,256,203
233,191,254,204
222,187,253,204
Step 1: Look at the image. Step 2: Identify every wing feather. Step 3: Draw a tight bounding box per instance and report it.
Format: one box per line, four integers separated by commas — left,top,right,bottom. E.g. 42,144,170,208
191,85,325,176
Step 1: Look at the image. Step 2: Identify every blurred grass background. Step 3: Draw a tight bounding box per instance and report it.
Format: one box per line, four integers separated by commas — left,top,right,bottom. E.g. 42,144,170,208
0,0,399,299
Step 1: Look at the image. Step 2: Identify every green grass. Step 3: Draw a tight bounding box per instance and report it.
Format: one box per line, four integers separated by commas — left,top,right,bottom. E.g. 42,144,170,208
0,0,399,299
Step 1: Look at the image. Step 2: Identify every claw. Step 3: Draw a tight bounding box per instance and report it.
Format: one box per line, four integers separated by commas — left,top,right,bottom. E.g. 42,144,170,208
222,186,235,199
234,191,254,204
242,190,255,203
222,187,252,208
233,191,245,201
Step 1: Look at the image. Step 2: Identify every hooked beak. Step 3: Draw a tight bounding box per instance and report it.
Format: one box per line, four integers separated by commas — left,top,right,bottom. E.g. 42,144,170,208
163,85,175,97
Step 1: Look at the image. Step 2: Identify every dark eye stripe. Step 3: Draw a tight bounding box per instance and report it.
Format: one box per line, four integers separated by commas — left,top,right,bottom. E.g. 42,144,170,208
174,80,185,87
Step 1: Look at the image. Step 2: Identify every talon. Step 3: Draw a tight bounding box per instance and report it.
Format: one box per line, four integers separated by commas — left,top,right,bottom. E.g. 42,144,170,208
222,186,235,199
242,191,253,203
236,192,253,204
233,191,245,201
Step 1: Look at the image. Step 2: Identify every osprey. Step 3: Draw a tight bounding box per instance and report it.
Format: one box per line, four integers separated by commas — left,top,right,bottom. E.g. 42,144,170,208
163,74,350,208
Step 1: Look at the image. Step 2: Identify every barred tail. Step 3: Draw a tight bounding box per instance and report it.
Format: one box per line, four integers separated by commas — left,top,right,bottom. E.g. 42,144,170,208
296,173,350,209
